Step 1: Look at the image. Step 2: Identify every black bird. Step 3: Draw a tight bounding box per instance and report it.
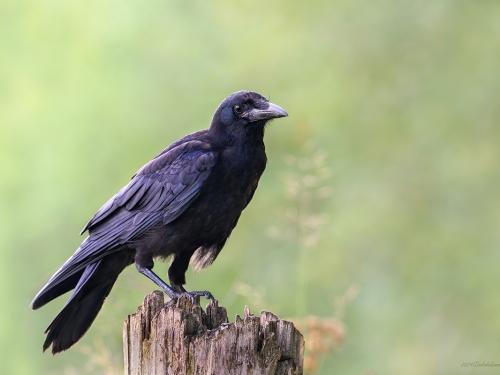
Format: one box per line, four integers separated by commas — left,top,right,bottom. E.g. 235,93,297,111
31,90,288,354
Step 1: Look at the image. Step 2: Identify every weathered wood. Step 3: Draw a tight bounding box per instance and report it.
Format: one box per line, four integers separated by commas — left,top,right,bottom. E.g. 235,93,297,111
123,291,304,375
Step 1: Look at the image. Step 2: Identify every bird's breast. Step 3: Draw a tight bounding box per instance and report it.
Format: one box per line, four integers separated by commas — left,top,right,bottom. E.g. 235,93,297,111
196,145,266,221
154,144,266,255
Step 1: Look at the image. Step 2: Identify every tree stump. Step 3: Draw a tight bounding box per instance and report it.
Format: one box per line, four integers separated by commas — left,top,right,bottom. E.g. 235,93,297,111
123,290,304,375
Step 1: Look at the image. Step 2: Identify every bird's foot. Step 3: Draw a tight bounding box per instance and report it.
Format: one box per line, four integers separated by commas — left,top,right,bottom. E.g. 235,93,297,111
176,290,215,305
188,290,215,302
135,265,215,305
163,288,215,306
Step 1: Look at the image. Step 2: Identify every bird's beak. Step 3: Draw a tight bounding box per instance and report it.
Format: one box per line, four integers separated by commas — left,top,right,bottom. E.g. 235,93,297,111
247,102,288,122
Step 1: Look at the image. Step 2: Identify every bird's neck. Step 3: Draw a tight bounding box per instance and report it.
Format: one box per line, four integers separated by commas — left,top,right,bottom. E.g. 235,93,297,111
246,121,266,141
210,122,266,150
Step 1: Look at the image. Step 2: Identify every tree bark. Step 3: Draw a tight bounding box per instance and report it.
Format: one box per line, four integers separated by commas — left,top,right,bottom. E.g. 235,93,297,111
123,290,304,375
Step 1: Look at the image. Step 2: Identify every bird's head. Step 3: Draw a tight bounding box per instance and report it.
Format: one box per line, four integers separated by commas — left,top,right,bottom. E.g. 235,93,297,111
210,91,288,138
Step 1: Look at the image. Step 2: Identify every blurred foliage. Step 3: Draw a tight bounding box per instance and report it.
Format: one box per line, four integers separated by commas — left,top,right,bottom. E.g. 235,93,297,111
1,0,500,374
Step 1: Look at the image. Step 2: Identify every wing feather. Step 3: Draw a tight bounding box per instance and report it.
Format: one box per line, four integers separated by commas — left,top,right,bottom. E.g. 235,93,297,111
33,140,217,308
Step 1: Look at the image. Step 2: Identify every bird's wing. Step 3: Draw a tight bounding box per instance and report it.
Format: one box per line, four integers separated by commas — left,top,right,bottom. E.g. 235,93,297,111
83,139,216,232
33,140,217,306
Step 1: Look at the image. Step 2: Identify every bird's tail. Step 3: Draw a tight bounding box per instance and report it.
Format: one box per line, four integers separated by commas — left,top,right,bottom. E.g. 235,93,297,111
42,251,134,354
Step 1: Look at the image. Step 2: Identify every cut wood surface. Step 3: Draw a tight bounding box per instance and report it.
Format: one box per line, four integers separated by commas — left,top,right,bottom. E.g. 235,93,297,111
123,290,304,375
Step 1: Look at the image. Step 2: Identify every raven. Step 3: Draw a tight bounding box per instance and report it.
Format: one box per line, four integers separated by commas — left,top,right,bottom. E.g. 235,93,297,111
31,90,288,354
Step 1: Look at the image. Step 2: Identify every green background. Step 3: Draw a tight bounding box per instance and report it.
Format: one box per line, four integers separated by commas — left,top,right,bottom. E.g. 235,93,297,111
1,0,499,374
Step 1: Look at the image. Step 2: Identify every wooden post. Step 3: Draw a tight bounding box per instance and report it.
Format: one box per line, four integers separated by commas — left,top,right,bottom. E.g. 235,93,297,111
123,290,305,375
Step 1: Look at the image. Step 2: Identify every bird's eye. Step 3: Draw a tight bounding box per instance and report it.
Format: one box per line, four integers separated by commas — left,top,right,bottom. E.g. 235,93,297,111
233,105,244,115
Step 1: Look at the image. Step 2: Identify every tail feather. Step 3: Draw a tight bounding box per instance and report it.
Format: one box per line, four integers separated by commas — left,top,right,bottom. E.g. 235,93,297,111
31,239,113,311
31,271,83,310
42,251,134,354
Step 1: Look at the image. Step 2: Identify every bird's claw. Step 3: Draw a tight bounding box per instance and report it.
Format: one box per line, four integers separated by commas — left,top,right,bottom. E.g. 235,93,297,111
196,290,215,303
186,290,215,303
171,290,215,305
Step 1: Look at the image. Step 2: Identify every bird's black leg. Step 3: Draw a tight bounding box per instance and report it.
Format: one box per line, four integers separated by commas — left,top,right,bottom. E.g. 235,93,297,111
135,264,182,300
135,262,214,304
168,251,215,302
